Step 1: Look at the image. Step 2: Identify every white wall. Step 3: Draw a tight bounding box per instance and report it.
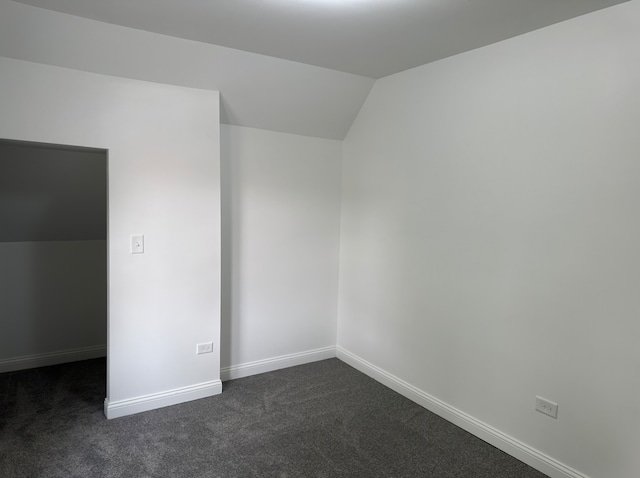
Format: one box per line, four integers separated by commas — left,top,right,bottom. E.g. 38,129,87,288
220,125,342,378
0,0,347,400
0,240,106,372
0,57,221,418
338,3,640,478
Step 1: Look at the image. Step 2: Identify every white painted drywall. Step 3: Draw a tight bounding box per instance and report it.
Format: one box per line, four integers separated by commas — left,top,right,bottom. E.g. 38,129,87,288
220,125,341,375
0,240,106,368
0,0,373,140
0,57,221,414
338,3,640,478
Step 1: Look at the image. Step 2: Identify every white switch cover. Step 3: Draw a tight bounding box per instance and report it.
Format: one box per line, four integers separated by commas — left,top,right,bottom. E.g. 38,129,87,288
131,234,144,254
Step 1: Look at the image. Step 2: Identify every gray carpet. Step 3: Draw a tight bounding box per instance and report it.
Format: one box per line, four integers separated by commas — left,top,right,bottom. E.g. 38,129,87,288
0,358,549,478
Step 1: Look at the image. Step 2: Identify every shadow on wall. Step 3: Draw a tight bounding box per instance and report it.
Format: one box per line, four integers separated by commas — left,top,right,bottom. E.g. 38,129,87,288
219,127,233,371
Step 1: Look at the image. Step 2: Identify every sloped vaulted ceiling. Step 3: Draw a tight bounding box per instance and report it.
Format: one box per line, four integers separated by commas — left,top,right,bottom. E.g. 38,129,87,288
1,0,630,139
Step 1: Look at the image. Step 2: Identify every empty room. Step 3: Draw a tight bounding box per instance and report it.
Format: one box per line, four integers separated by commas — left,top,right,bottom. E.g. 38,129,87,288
0,1,638,477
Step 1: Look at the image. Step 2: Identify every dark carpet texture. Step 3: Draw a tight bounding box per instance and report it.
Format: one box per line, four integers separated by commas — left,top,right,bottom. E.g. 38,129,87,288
0,358,549,478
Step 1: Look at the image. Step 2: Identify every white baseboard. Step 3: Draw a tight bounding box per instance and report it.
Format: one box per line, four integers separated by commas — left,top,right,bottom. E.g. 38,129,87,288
220,346,336,381
104,380,222,419
336,346,589,478
0,345,107,373
105,345,336,419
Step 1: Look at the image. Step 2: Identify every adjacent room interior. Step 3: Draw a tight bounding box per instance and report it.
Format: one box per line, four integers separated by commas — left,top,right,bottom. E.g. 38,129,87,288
0,139,107,374
0,1,638,478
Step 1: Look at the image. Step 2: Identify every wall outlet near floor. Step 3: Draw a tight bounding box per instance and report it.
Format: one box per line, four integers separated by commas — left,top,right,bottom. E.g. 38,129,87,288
196,342,214,355
535,396,558,419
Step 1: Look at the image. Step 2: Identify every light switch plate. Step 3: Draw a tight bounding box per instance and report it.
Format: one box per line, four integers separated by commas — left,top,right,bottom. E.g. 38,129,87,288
131,234,144,254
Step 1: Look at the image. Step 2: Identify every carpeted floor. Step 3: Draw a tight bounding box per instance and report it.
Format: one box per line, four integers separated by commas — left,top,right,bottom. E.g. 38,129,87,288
0,358,549,478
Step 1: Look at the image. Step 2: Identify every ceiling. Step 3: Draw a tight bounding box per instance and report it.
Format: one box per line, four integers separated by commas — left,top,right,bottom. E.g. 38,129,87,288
13,0,628,79
1,0,629,140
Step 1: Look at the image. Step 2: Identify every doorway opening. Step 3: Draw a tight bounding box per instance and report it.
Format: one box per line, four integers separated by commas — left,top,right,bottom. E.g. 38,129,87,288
0,138,108,375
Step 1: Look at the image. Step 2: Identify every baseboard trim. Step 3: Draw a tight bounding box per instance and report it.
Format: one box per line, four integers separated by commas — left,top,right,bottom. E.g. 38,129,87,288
221,346,336,381
104,380,223,419
0,345,107,373
336,346,589,478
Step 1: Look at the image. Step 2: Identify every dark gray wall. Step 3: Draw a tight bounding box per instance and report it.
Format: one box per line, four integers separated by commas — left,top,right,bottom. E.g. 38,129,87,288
0,139,106,242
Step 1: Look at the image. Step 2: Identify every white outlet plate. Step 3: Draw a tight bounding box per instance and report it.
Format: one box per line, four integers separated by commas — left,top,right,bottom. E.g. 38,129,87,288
535,396,558,419
196,342,213,355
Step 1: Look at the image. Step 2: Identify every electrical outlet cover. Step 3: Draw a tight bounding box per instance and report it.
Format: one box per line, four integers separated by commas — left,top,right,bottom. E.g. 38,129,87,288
535,396,558,419
196,342,213,355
